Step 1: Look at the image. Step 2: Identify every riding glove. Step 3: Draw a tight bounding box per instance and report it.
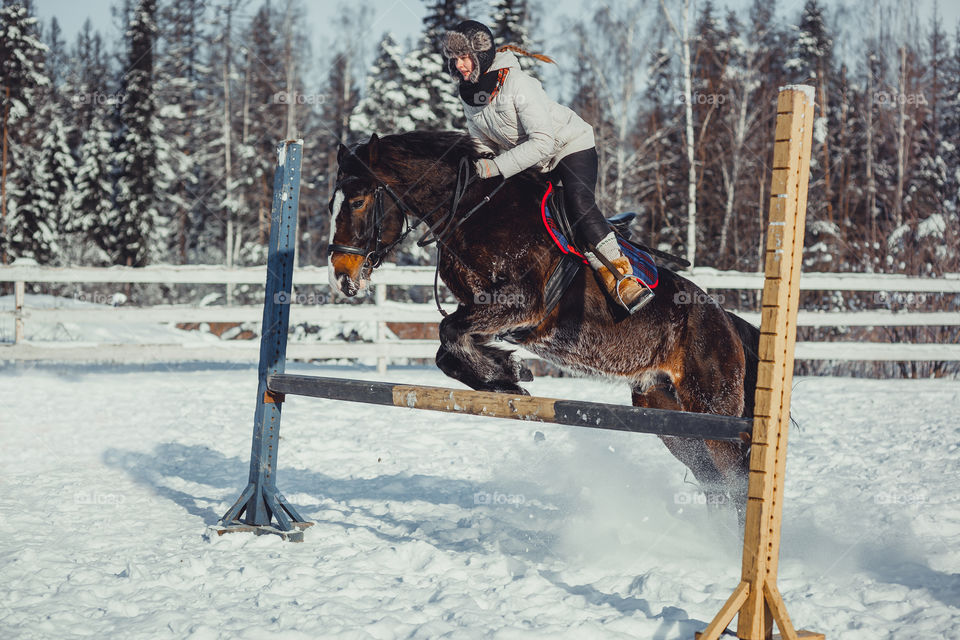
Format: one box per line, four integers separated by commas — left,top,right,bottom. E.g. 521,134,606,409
474,158,501,179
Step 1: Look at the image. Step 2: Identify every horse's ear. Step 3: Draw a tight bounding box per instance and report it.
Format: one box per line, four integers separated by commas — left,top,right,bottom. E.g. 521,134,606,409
368,133,379,166
337,143,347,164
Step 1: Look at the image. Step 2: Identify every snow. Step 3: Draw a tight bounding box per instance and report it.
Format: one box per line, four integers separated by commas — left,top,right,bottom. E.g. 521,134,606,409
917,214,946,240
809,220,839,236
813,116,828,144
0,293,217,345
781,83,816,103
888,224,911,249
1,363,957,638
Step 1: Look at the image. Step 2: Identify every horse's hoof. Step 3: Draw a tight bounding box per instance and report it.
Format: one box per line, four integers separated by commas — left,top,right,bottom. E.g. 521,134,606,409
517,364,534,382
488,382,530,395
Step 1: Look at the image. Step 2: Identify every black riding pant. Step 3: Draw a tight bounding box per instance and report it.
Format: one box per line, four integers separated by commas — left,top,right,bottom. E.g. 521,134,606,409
550,147,610,250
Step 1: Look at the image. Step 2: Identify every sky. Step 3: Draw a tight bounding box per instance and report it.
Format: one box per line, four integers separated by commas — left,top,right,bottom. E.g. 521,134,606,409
33,0,960,104
33,0,960,48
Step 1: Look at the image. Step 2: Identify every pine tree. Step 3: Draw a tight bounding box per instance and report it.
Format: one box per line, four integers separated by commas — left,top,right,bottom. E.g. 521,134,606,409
943,25,960,223
787,0,838,264
490,0,539,76
405,0,466,131
0,0,51,263
156,0,213,263
25,100,75,263
691,0,728,256
112,0,164,266
43,16,69,90
230,1,285,261
5,95,74,265
72,103,113,264
65,20,111,153
785,0,832,82
635,27,685,251
351,32,413,136
903,6,955,275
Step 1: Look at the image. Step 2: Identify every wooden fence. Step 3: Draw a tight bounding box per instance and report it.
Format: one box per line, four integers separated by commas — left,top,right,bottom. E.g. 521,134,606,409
2,263,959,369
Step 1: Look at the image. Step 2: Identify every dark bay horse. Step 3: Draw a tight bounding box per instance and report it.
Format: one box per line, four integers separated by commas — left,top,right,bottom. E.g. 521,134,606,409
327,131,760,518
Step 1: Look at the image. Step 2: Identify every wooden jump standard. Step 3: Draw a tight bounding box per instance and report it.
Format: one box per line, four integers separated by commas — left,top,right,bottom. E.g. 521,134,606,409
218,85,821,640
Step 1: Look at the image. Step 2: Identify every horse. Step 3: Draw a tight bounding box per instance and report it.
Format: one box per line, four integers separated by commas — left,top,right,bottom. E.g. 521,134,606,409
326,131,760,520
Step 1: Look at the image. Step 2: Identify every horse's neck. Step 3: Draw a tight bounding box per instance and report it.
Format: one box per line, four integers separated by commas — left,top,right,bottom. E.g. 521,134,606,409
392,167,457,226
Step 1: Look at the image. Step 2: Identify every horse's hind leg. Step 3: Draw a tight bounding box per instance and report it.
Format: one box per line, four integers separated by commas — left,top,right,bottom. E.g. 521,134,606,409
669,356,751,523
436,310,532,394
631,374,734,513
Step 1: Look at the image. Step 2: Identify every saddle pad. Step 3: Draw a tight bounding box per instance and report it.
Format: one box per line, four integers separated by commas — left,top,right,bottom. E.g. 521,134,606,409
540,182,658,289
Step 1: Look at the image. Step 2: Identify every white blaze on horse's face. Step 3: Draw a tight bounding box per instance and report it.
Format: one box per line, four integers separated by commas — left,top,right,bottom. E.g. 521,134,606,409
328,188,369,297
327,189,345,293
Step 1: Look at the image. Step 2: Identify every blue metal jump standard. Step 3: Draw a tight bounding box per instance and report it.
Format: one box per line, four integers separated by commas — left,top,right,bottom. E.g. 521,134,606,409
216,139,313,542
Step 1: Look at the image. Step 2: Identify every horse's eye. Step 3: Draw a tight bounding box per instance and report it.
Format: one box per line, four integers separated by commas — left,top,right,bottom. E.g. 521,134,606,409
350,199,364,210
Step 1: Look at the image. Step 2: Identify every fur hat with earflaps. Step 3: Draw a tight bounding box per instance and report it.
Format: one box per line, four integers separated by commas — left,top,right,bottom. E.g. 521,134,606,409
440,20,495,83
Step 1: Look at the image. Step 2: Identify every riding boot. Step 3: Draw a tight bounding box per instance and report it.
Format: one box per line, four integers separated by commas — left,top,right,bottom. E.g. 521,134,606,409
586,233,654,314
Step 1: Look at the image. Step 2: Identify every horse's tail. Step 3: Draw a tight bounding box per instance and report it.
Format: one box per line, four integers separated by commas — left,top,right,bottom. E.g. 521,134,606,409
726,311,761,419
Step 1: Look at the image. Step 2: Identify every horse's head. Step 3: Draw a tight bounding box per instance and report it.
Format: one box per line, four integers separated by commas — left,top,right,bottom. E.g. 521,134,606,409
327,130,483,296
327,134,405,297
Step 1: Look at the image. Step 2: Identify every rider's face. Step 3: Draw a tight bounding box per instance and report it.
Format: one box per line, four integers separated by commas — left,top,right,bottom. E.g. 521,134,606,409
454,55,474,80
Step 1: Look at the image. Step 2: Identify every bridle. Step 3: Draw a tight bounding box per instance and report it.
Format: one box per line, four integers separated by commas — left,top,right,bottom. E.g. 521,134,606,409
326,156,506,280
326,176,420,275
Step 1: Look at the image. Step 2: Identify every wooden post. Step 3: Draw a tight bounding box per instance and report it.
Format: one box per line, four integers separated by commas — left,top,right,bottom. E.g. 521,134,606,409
375,283,387,374
14,279,24,343
697,87,823,640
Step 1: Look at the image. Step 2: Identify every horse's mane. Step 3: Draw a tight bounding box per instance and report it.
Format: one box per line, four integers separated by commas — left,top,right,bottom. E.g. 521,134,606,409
378,130,481,167
353,130,545,191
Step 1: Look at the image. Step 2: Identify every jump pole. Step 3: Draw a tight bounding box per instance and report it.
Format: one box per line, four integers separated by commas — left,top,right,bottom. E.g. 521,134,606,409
697,87,822,640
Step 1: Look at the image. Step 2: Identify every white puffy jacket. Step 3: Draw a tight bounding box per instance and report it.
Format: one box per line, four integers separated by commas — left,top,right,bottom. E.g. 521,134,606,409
462,51,595,179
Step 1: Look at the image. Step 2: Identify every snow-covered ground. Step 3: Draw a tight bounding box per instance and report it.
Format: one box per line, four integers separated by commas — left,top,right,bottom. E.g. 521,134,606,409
1,363,958,639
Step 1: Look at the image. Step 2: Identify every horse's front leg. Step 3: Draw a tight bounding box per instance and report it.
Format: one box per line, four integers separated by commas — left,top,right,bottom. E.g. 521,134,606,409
435,305,533,395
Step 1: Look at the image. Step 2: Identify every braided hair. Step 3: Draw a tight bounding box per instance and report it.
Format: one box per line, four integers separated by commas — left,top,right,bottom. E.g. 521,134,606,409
495,44,555,65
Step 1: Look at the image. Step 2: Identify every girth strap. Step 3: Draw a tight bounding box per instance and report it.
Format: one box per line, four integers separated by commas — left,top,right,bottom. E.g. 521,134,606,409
497,254,582,344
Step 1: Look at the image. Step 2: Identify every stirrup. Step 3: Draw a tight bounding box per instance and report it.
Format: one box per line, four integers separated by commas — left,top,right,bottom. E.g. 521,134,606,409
615,275,655,315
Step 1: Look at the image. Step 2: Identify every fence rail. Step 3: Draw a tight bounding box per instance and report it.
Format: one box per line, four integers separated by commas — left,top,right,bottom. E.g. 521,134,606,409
2,263,958,365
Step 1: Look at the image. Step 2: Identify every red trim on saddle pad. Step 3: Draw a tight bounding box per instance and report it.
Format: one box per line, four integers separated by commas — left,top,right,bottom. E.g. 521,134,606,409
540,181,587,262
540,181,660,290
